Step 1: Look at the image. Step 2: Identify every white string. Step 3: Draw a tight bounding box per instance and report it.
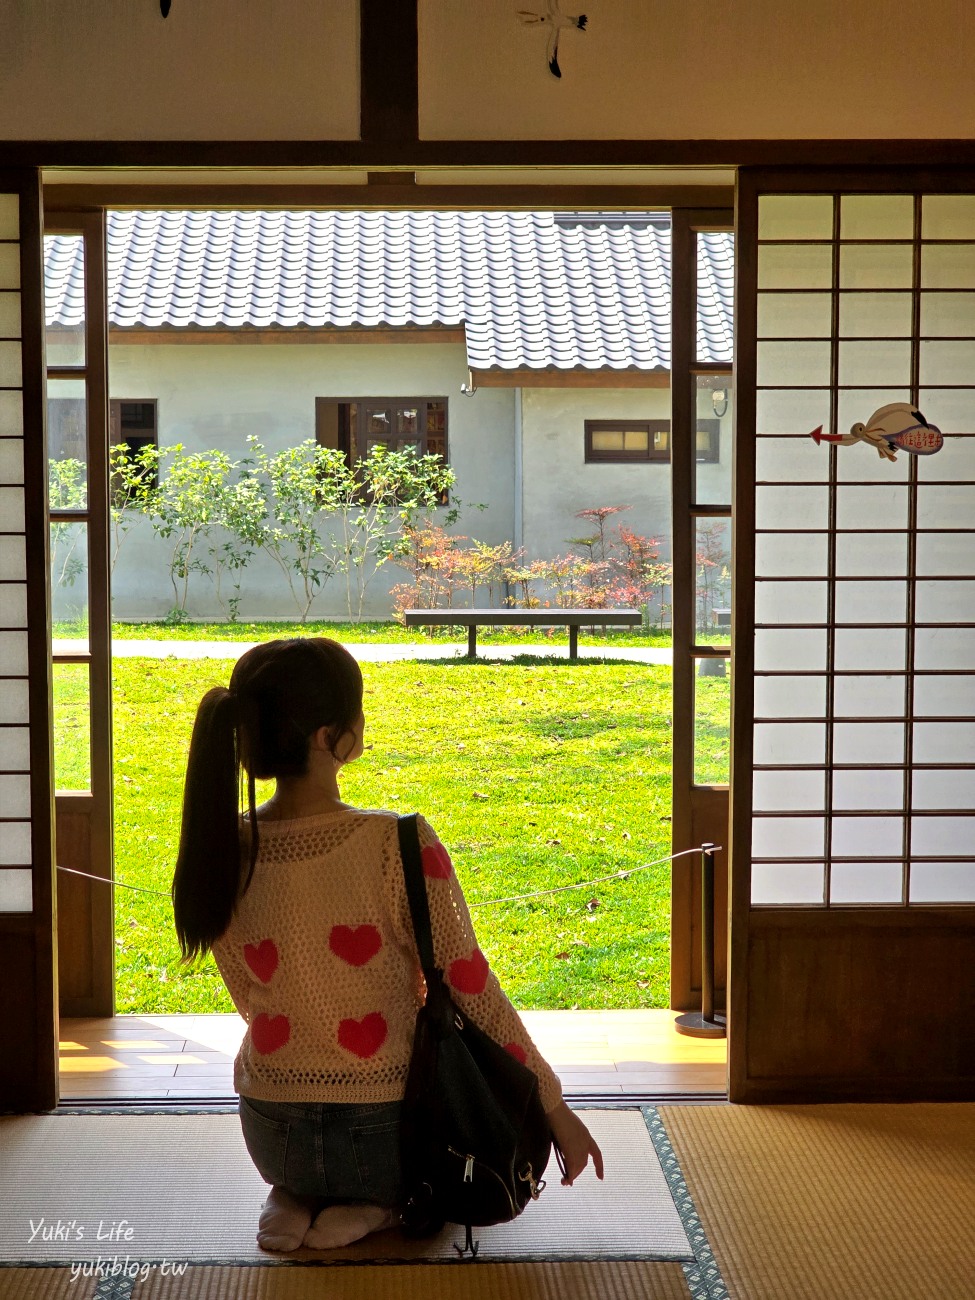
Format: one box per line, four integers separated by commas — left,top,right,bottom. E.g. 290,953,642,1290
469,846,721,907
55,843,722,909
56,865,171,898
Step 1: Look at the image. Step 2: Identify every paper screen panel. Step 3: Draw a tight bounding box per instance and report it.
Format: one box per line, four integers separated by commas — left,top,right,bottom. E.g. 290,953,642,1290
0,196,30,911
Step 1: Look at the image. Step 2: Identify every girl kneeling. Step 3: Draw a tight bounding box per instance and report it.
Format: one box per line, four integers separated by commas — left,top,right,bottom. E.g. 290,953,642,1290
172,638,603,1252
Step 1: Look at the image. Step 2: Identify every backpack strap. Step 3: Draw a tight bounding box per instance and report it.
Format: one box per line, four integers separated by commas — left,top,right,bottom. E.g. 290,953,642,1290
397,813,437,977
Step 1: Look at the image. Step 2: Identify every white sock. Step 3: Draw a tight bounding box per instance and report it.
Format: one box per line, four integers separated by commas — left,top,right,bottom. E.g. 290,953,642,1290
256,1186,315,1253
302,1202,399,1250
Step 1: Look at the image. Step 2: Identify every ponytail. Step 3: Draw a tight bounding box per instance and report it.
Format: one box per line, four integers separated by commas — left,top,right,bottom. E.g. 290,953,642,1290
172,686,255,961
172,638,363,959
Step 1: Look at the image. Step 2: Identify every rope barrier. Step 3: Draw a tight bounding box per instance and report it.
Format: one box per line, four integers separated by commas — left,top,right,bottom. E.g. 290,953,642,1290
55,843,723,909
56,865,171,899
468,845,721,907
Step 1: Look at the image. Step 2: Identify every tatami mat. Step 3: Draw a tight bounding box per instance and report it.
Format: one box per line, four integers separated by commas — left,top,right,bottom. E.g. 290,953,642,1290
0,1109,692,1266
660,1101,975,1300
0,1261,694,1300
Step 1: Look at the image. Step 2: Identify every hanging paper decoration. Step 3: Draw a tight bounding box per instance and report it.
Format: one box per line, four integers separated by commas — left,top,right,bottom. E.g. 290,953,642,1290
809,403,943,461
517,2,588,79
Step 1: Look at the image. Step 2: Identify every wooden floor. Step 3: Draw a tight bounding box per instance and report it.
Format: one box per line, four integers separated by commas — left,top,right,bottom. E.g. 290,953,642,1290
58,1010,727,1101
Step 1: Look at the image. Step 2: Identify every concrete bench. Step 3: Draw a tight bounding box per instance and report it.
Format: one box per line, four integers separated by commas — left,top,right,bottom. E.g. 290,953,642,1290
402,607,643,659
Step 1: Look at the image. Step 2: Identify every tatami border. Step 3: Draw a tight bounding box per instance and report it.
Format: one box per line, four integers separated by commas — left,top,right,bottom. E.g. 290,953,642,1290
642,1107,729,1300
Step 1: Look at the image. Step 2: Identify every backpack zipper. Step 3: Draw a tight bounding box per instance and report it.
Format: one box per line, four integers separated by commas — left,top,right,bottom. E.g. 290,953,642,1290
446,1147,518,1215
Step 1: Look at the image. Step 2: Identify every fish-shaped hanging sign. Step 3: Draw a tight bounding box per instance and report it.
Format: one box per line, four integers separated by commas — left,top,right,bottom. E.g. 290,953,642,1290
810,403,943,461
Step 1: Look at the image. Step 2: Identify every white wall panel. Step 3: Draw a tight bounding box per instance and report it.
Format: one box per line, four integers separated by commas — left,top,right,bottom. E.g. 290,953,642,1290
0,0,359,140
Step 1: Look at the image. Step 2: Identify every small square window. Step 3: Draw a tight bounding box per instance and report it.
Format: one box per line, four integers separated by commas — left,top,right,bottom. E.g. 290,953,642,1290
696,418,720,463
109,398,159,491
585,420,670,463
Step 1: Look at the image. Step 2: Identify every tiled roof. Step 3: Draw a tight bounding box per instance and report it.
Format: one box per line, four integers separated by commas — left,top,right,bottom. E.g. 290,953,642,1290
44,210,734,371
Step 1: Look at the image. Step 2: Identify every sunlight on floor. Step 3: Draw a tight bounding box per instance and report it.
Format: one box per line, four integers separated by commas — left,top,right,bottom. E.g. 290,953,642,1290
58,1010,727,1100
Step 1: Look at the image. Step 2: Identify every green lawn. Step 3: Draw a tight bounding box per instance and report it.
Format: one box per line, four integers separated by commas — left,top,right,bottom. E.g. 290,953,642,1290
53,652,730,1015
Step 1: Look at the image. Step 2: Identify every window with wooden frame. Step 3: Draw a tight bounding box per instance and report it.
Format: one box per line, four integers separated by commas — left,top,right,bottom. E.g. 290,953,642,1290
109,398,159,488
695,417,721,463
316,396,448,466
585,419,671,463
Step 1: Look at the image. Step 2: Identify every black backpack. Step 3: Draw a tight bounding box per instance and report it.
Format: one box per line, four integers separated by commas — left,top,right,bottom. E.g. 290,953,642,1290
396,814,560,1257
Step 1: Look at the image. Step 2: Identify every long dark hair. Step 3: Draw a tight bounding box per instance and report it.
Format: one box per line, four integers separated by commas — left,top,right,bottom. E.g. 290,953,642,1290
172,638,363,960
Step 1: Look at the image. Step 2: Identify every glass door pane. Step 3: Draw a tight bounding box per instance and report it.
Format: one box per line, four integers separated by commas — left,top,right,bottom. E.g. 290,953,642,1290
44,211,113,1019
43,233,86,367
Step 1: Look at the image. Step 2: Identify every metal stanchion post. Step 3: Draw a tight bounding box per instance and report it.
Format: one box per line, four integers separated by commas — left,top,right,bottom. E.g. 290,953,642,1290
675,842,727,1038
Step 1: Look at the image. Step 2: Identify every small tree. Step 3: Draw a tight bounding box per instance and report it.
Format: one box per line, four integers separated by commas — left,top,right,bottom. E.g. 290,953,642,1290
48,457,88,594
695,519,731,634
145,445,233,619
327,445,457,621
389,522,466,622
109,441,161,575
535,553,608,607
454,539,519,608
502,560,541,608
207,467,267,622
568,506,633,611
246,438,344,623
611,524,672,631
574,505,632,563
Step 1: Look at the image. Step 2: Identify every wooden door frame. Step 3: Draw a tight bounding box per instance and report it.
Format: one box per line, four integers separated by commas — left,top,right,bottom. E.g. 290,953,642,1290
39,176,735,1060
4,0,975,1116
670,206,734,1014
730,166,975,1103
47,209,114,1017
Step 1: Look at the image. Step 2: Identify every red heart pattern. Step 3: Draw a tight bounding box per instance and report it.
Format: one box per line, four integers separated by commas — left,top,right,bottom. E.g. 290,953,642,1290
250,1012,290,1055
422,842,453,879
243,939,279,984
338,1012,388,1059
504,1042,528,1065
329,924,383,967
448,948,489,996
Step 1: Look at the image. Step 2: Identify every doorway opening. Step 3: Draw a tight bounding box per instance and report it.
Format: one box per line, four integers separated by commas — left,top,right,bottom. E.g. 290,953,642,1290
46,200,732,1103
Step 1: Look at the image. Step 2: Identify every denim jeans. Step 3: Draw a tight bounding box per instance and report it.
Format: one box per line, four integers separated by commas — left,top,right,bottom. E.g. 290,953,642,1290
239,1095,404,1206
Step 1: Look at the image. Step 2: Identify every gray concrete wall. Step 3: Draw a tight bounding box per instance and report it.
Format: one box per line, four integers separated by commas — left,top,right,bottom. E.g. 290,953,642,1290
74,342,731,623
519,387,674,567
104,341,515,621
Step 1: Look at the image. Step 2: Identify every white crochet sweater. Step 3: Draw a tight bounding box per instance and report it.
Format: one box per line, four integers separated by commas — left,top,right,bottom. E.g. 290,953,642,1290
211,808,563,1113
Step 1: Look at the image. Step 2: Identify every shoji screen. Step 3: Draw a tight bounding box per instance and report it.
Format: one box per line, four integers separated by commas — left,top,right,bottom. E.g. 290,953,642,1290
0,171,57,1110
749,192,975,909
731,175,975,1102
0,191,32,912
